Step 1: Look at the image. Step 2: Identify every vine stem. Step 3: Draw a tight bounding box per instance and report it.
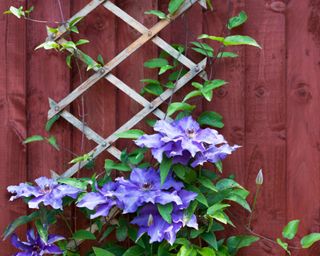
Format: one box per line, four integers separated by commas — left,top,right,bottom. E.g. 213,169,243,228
247,184,261,229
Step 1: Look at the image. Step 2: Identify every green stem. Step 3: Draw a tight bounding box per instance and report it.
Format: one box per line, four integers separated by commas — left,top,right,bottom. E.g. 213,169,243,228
248,185,261,229
59,213,74,236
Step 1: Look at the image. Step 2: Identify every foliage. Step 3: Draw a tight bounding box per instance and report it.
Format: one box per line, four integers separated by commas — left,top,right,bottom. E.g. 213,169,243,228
4,1,319,256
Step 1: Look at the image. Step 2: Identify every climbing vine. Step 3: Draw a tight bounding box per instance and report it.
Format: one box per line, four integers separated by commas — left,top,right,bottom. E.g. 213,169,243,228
3,1,320,256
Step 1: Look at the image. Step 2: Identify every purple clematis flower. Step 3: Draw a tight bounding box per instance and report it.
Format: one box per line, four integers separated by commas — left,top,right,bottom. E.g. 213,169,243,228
8,177,82,210
132,203,198,245
135,116,237,165
192,144,240,167
11,229,64,255
115,168,184,214
77,182,122,219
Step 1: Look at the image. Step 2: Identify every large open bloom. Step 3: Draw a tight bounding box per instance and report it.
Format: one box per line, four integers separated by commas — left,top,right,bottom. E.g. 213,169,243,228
11,229,64,255
135,116,238,165
8,177,82,210
77,182,121,219
115,168,184,213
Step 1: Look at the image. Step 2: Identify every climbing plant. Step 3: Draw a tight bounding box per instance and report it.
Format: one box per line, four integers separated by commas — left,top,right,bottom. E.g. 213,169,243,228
3,1,320,256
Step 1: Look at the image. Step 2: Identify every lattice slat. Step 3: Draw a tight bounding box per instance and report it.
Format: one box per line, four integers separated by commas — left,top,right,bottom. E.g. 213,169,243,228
46,0,208,178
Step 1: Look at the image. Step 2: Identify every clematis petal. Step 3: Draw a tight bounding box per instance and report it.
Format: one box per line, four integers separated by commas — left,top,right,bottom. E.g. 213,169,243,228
77,192,106,210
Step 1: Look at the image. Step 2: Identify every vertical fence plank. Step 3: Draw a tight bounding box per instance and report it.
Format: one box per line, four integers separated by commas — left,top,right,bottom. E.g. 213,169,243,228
0,0,27,253
26,0,71,235
244,0,287,254
287,1,320,255
115,0,157,150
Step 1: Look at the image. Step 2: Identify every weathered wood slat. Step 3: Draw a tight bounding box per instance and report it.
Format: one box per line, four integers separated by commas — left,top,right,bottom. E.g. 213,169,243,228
61,58,207,178
48,0,204,119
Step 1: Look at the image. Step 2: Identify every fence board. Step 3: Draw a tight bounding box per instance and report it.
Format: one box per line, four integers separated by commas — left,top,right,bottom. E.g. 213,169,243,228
287,1,320,255
0,0,27,253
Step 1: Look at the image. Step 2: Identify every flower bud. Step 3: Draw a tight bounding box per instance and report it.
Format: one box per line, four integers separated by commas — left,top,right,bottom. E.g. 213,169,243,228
256,169,263,185
148,214,154,227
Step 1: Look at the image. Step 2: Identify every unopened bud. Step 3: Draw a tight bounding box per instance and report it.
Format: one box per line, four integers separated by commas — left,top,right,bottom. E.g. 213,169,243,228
256,169,263,185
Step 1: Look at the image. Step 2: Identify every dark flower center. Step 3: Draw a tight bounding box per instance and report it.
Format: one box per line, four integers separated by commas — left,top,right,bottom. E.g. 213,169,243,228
42,184,52,193
32,244,41,253
142,183,152,190
186,128,195,138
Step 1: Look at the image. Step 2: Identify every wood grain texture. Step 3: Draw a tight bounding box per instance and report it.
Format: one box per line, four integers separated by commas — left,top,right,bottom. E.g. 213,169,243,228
0,0,27,253
26,0,72,236
286,0,320,255
243,0,287,254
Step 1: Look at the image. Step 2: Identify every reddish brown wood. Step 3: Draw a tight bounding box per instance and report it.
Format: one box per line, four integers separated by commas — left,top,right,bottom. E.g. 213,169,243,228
286,1,320,255
26,0,72,236
243,0,287,255
0,1,27,253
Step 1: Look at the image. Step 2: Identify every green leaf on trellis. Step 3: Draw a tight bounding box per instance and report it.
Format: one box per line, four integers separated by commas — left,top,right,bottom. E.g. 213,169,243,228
277,238,291,255
73,230,96,240
224,35,261,48
58,177,88,190
97,54,105,65
5,6,24,18
45,114,60,131
157,203,173,224
69,16,84,27
116,129,145,139
198,111,224,128
167,102,195,116
61,41,77,50
144,10,167,20
93,247,115,256
123,245,145,256
191,42,214,57
144,58,168,68
282,220,300,240
141,83,163,96
228,11,248,29
198,34,225,43
3,211,39,240
160,156,172,184
35,219,48,242
66,55,72,68
216,179,244,191
168,0,184,14
301,233,320,248
183,90,202,102
227,235,259,255
35,41,60,50
81,52,98,71
104,159,131,172
76,39,90,46
23,135,45,144
47,136,59,150
217,52,238,58
159,65,174,75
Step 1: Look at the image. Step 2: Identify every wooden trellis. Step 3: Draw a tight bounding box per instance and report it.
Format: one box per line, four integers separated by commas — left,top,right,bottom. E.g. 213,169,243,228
47,0,208,178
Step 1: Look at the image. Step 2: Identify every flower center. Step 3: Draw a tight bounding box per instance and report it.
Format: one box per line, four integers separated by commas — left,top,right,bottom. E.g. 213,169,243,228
186,128,195,138
32,244,41,253
42,184,52,193
142,183,152,190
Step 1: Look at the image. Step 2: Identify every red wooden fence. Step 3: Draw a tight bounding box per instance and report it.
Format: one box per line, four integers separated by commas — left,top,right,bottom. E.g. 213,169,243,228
1,0,320,255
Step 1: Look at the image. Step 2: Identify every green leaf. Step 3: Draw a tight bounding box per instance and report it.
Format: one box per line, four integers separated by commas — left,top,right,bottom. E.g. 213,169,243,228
69,16,84,27
167,102,195,116
76,39,90,46
97,54,105,65
73,230,96,240
160,156,172,184
168,0,184,14
228,11,248,29
203,79,227,92
47,136,59,150
99,226,115,242
201,232,218,250
123,245,145,256
70,26,79,34
198,176,218,192
198,111,224,128
157,203,173,224
104,159,131,172
3,211,39,240
215,161,223,172
282,220,300,240
35,41,60,51
8,6,23,18
35,219,48,242
226,194,251,212
188,186,208,207
277,238,291,255
144,58,168,68
207,203,230,216
144,10,167,19
191,82,203,89
227,235,259,255
191,42,214,57
45,114,60,131
159,65,174,75
142,83,163,96
115,129,145,139
61,41,77,50
93,247,115,256
223,35,261,48
197,247,216,256
216,179,243,191
198,34,225,43
81,52,97,71
300,233,320,248
183,90,202,102
23,135,45,144
217,52,239,58
58,178,87,190
116,217,128,242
